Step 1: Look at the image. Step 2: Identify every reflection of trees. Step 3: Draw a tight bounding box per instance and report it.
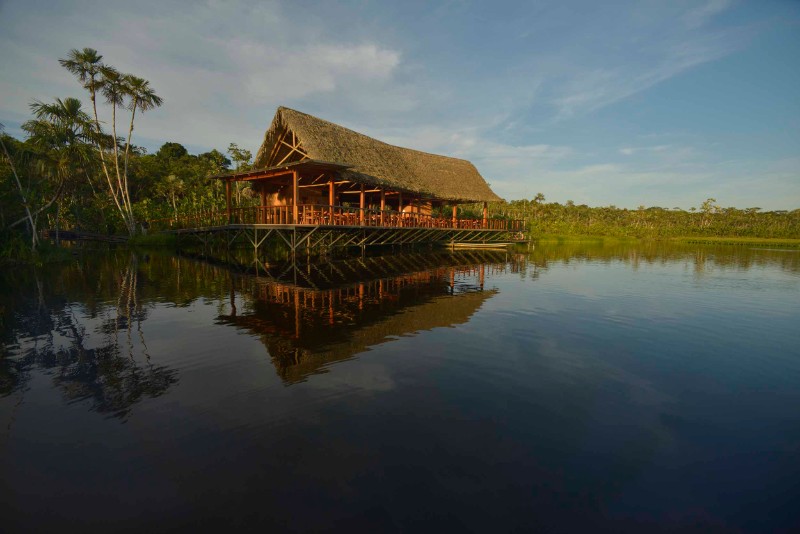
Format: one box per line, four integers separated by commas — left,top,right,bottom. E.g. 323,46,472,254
526,241,800,278
0,253,177,420
7,343,176,419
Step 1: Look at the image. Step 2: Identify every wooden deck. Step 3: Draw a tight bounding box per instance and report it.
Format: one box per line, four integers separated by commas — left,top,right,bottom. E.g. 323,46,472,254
149,204,525,252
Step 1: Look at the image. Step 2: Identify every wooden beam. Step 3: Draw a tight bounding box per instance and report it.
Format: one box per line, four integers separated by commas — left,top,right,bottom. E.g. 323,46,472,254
279,138,308,156
452,204,457,227
380,189,386,225
483,201,488,228
276,145,304,166
266,127,286,167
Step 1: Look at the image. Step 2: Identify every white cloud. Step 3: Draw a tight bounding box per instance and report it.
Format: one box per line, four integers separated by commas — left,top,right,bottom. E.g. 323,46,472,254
230,40,401,101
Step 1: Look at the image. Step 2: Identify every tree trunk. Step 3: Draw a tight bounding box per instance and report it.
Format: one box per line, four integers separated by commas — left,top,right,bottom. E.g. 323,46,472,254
55,201,60,246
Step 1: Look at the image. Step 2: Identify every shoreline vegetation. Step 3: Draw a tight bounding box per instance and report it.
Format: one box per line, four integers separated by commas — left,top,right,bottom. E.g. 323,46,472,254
2,48,797,262
534,235,800,248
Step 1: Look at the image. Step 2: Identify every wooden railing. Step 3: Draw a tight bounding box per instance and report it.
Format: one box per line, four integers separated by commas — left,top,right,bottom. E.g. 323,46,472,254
146,204,525,233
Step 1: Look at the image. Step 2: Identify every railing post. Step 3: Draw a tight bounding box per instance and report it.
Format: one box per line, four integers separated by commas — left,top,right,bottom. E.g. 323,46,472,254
292,171,299,224
359,183,365,226
329,178,335,225
380,189,386,226
225,180,232,224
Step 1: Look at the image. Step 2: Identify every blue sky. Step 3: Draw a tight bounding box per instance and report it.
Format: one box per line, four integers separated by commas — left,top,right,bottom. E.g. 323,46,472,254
1,0,798,209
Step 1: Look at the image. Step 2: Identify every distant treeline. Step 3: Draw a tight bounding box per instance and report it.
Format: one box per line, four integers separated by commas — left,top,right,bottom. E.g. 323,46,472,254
461,196,800,239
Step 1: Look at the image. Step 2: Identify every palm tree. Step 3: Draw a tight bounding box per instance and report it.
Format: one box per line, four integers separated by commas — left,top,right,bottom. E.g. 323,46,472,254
58,48,104,122
122,74,163,208
60,49,132,233
60,48,163,236
100,65,132,227
24,97,95,242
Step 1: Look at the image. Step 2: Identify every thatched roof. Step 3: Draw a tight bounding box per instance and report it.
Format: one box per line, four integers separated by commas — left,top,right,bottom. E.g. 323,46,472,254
254,106,502,203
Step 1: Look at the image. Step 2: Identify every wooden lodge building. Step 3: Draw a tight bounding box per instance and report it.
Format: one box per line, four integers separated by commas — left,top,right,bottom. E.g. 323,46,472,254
166,107,524,251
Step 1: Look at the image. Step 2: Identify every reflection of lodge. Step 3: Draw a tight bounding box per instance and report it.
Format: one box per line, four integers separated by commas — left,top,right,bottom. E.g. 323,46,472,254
218,253,521,384
232,249,520,290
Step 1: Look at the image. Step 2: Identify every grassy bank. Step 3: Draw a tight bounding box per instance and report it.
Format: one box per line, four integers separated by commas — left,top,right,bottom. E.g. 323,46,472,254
534,234,640,244
534,234,800,247
671,237,800,247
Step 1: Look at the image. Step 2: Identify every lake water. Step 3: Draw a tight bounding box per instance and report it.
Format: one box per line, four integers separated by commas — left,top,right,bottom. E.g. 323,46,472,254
1,243,799,532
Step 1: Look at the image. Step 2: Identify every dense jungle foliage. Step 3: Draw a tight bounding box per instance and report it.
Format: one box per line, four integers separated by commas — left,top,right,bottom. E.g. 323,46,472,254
461,196,800,239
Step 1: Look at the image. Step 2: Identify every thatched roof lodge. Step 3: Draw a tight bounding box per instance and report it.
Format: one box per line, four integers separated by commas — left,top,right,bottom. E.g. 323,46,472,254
217,106,503,227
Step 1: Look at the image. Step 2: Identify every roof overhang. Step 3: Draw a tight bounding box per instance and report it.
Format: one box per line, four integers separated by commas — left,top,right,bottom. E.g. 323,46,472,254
213,159,352,182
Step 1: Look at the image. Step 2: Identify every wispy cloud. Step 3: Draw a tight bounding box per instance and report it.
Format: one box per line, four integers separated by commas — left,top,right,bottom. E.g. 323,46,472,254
684,0,732,29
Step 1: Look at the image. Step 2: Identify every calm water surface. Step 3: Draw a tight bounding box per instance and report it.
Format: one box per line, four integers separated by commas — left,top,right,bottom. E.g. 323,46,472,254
1,243,799,532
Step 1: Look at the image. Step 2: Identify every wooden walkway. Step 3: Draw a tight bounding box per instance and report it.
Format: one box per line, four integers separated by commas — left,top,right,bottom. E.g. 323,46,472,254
150,204,526,252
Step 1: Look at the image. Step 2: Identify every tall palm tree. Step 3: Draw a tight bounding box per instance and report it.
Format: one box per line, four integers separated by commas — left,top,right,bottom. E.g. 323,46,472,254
60,48,164,236
99,66,129,221
58,48,104,122
60,49,132,232
123,74,163,208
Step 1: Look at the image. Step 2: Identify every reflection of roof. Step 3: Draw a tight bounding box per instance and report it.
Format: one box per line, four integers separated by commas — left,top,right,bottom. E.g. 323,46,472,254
253,106,503,203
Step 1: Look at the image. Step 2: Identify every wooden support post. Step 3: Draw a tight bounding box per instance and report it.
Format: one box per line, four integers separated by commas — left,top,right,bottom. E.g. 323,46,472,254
359,183,365,225
380,189,386,226
292,171,299,224
329,177,335,222
260,187,267,224
398,191,403,213
452,204,458,228
483,201,488,228
225,180,232,223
